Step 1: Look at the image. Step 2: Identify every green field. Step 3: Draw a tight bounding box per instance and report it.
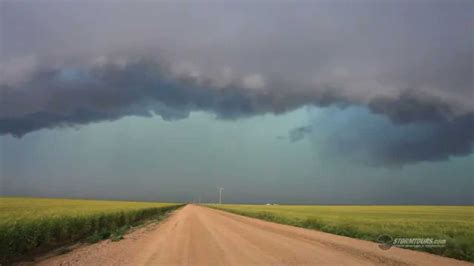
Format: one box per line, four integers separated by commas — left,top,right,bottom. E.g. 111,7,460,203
0,197,183,262
209,204,474,261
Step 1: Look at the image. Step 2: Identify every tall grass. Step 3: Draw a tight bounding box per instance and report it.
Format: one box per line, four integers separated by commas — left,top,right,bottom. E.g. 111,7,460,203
0,197,183,263
208,204,474,262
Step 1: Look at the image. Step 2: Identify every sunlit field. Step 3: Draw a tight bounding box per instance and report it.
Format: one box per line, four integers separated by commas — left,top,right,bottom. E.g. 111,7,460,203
209,204,474,261
0,197,182,262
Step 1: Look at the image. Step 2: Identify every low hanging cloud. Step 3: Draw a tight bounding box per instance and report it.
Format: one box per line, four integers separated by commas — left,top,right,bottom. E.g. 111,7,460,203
289,126,314,143
0,58,329,136
1,1,473,165
288,107,474,166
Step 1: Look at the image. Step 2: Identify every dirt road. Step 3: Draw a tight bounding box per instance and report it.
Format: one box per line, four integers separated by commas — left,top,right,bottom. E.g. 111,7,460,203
37,204,470,265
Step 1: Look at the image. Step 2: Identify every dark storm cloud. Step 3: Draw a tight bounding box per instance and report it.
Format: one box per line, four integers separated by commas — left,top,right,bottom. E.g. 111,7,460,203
1,0,473,165
0,58,317,136
369,90,459,124
288,107,474,166
377,115,474,165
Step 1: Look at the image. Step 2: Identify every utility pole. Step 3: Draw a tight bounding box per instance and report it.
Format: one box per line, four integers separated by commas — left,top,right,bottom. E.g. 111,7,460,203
218,187,224,204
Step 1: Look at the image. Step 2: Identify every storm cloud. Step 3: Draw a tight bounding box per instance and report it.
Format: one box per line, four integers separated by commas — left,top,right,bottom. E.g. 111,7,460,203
1,1,473,165
289,107,474,166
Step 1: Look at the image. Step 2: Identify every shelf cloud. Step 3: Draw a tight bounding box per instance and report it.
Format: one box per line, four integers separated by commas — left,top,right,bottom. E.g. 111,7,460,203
1,1,472,165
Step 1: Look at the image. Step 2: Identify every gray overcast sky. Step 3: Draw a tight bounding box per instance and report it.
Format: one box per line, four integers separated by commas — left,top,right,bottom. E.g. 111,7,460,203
1,0,473,204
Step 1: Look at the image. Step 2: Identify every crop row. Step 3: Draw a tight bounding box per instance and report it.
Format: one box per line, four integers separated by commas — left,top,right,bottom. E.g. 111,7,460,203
208,204,473,262
0,204,183,263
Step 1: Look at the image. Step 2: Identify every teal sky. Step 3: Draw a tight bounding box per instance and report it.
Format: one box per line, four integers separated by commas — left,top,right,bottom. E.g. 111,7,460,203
1,1,473,204
2,107,473,204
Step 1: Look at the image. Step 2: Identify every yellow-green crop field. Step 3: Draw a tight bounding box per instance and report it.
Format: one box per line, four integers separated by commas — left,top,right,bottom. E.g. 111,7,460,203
209,204,474,262
0,197,183,262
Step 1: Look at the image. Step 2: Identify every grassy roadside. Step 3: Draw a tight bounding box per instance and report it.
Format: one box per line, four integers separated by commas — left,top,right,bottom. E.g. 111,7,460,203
0,197,183,263
207,204,474,262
